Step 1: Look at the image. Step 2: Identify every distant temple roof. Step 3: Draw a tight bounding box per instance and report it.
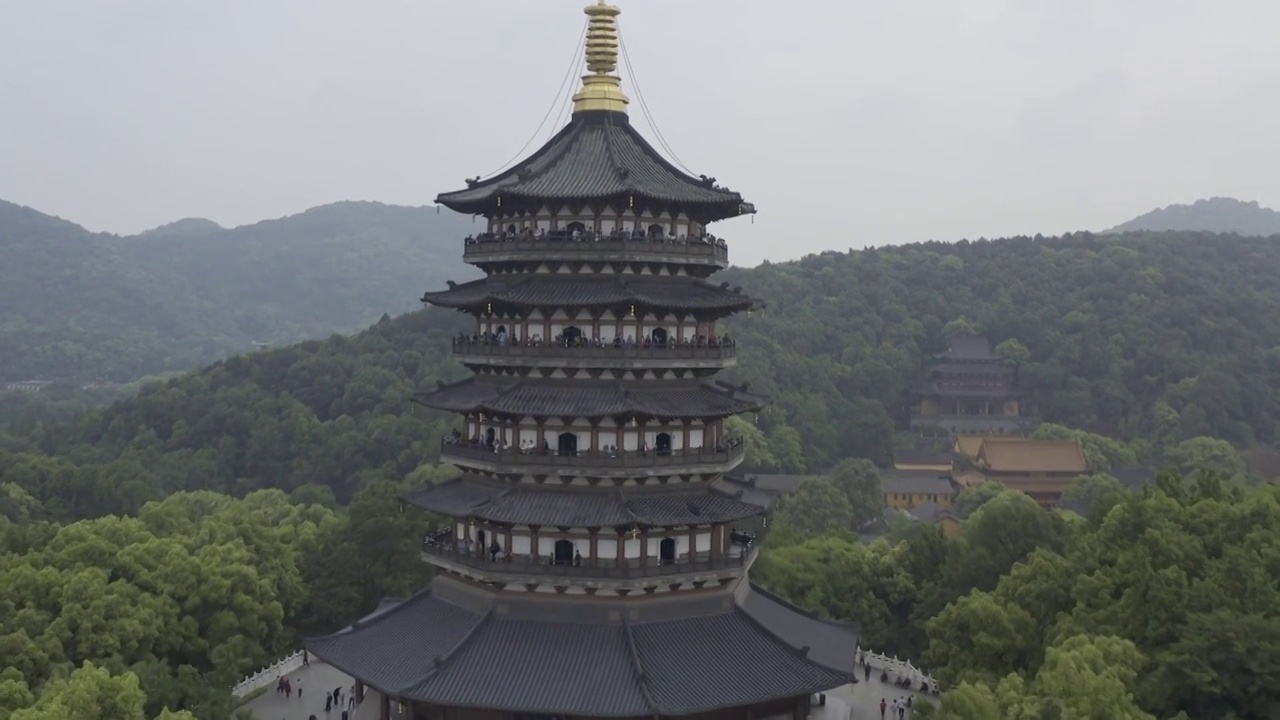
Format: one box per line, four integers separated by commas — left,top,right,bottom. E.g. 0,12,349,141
936,333,1002,361
435,112,752,223
976,438,1087,474
405,476,774,527
306,578,856,717
881,471,956,497
421,275,755,314
414,378,769,419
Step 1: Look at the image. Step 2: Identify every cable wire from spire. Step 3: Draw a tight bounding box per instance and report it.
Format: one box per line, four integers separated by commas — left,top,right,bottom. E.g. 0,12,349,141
618,31,697,176
546,46,585,145
476,18,589,179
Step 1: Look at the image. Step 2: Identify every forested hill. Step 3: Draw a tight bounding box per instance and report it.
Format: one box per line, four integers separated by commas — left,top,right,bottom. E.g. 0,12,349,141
1106,196,1280,235
0,200,475,383
8,229,1280,521
721,230,1280,469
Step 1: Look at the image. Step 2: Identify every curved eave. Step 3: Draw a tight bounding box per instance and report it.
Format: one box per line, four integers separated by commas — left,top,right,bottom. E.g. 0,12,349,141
434,111,752,223
412,378,769,419
420,276,757,315
403,475,769,527
304,583,853,718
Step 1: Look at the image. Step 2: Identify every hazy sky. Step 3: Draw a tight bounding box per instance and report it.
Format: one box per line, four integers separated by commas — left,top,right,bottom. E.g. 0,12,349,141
2,0,1277,266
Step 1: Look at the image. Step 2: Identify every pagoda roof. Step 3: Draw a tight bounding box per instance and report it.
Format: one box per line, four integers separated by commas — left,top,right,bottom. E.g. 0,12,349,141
929,362,1012,375
414,378,769,419
436,111,751,223
936,333,1001,361
919,382,1017,398
421,274,755,314
305,578,856,717
404,476,773,527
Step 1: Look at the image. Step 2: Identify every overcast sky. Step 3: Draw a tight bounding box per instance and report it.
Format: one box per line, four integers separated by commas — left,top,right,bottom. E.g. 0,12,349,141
2,0,1277,266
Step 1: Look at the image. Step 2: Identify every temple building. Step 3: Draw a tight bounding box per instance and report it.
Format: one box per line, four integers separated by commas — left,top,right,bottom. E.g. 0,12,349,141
911,333,1030,435
953,437,1088,506
305,4,859,720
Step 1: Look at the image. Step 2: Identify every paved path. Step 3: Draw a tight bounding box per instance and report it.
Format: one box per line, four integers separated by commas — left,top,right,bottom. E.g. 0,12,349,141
236,662,930,720
234,661,404,720
815,680,935,720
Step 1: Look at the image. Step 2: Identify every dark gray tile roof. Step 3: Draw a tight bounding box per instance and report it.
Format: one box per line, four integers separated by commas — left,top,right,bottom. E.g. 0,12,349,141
305,590,485,694
404,476,767,527
405,616,649,716
743,474,817,495
306,583,853,717
631,611,851,714
414,378,768,419
881,472,956,496
421,275,755,314
739,585,859,674
436,112,748,222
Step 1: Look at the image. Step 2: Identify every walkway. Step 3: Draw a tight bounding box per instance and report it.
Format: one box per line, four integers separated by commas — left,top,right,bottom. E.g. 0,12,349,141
235,663,932,720
233,661,403,720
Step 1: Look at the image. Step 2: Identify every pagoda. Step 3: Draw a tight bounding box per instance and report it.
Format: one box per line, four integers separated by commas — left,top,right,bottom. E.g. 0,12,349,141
305,4,859,720
911,333,1030,435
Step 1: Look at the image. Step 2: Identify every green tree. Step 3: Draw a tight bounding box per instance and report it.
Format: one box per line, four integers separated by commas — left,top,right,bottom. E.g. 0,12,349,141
774,478,856,537
827,458,885,525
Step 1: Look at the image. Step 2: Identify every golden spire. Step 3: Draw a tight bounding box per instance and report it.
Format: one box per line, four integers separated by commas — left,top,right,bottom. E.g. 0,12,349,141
572,1,629,114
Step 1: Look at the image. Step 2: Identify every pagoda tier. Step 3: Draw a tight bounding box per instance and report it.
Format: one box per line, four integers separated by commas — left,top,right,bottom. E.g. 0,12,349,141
415,377,767,419
421,274,757,318
461,233,731,277
450,335,738,374
305,577,857,718
406,474,767,527
436,110,753,224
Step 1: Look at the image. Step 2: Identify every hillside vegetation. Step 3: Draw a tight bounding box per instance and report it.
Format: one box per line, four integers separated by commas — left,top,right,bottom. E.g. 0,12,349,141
5,229,1280,522
1105,196,1280,235
5,227,1280,718
0,200,474,383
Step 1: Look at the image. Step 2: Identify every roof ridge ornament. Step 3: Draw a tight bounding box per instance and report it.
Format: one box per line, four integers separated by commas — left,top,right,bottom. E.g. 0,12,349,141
571,2,629,115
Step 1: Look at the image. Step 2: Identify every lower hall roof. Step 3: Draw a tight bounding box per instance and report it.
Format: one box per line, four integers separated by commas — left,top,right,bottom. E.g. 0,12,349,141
421,274,755,315
404,475,775,527
305,577,857,717
414,378,768,419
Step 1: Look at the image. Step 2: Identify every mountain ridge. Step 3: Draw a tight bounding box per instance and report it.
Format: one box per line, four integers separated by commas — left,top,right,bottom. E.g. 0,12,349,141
1105,196,1280,235
0,198,476,382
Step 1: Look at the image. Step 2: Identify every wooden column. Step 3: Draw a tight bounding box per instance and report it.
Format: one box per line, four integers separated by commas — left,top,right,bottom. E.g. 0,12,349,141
589,529,599,566
640,529,649,567
530,526,540,562
683,423,691,451
687,526,696,563
380,694,390,720
616,530,625,568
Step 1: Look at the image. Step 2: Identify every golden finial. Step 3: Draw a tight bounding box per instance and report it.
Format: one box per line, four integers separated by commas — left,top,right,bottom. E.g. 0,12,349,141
572,1,629,114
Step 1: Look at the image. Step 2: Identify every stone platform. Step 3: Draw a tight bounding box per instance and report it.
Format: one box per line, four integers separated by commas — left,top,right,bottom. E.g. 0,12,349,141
235,661,931,720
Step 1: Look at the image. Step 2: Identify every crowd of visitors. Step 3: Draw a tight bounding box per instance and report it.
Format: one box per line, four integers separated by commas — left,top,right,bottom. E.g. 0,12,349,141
463,226,728,248
453,329,734,351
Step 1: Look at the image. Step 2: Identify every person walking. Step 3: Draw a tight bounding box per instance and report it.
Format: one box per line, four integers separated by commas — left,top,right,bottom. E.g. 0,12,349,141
879,698,886,719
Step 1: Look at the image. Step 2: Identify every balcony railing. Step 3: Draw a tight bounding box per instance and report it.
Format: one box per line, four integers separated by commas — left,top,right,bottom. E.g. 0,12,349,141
451,337,737,362
462,234,729,264
421,539,757,580
440,438,745,469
